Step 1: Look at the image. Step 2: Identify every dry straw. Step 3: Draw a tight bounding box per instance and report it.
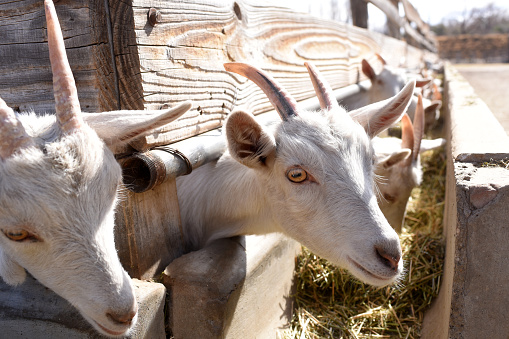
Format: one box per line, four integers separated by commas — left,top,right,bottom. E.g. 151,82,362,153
282,148,446,339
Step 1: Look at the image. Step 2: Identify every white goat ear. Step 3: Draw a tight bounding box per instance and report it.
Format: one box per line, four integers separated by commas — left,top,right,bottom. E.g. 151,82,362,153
379,149,411,169
226,110,276,169
350,81,416,138
0,246,27,286
82,101,192,149
420,138,446,153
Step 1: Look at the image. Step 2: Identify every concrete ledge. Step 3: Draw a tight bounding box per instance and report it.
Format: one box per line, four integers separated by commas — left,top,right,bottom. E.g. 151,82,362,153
445,65,509,162
0,276,166,338
163,233,301,339
422,64,509,339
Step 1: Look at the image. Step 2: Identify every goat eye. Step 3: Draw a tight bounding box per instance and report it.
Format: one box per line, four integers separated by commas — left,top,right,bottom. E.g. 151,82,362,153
3,230,37,242
383,193,396,203
286,167,308,183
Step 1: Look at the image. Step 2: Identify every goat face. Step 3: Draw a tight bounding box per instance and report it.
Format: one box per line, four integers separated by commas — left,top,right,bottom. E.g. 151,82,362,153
0,1,191,336
374,148,422,233
0,120,138,337
224,62,417,286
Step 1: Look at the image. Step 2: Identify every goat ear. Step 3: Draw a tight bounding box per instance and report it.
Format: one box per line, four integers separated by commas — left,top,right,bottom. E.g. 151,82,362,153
379,149,411,169
415,79,431,88
0,246,26,286
361,59,377,81
226,110,276,169
420,138,446,153
350,81,415,138
82,101,192,150
425,100,442,113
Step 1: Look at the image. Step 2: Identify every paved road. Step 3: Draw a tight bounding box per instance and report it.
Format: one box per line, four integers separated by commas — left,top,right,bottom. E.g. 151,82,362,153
455,64,509,135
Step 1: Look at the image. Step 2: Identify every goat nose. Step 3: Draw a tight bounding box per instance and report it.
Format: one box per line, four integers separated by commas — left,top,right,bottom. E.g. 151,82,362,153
106,307,138,326
375,246,400,271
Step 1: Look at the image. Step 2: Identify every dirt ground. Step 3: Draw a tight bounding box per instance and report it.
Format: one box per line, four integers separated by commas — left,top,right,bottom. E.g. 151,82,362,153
454,63,509,135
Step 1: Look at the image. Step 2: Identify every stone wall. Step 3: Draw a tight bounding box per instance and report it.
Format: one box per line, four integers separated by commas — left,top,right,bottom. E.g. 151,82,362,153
437,34,509,63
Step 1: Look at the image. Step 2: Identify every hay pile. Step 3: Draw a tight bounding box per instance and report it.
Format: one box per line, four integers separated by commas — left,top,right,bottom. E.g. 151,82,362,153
282,149,446,339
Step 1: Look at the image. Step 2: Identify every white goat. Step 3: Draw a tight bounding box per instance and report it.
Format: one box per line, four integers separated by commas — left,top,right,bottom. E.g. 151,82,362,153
176,62,416,287
0,1,191,337
372,95,445,233
360,56,442,133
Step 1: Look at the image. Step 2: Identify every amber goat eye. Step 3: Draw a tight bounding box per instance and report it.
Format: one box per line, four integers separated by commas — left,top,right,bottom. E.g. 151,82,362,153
286,167,308,183
4,230,31,242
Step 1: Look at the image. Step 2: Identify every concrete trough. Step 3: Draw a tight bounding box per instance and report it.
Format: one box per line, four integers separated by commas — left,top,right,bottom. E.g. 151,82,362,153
163,233,301,339
0,277,166,338
422,64,509,338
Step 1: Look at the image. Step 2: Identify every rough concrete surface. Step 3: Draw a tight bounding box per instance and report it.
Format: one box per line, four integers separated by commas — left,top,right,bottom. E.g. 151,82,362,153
422,64,509,339
0,276,166,339
455,64,509,135
163,233,300,339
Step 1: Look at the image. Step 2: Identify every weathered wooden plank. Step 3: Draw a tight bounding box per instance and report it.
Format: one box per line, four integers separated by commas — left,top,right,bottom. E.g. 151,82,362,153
115,178,184,280
109,0,385,149
0,0,117,113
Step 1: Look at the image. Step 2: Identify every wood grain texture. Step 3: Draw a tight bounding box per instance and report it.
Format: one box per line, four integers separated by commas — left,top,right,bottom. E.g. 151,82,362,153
115,178,184,279
109,0,405,149
0,0,117,113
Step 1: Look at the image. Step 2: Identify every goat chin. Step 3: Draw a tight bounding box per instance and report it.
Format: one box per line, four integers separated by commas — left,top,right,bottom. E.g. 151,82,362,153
87,313,138,338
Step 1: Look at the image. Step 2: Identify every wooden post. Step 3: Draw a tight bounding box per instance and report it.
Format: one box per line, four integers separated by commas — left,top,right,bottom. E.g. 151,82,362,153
386,0,401,38
350,0,368,28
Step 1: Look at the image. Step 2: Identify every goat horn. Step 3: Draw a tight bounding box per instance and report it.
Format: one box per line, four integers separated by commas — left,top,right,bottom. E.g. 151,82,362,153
0,98,33,159
224,63,299,121
304,62,340,111
45,0,83,133
375,53,387,65
412,94,424,161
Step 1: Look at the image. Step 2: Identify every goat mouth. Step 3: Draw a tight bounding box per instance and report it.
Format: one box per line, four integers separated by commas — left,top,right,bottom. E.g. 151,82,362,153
94,321,128,337
347,256,395,282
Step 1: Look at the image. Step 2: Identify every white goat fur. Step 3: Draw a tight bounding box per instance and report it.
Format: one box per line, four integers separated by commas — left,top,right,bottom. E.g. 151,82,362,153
354,57,442,132
177,62,416,287
0,1,191,337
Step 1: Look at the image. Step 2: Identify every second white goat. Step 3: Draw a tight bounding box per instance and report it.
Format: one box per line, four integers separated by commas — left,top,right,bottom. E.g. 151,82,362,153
373,95,445,233
177,62,416,287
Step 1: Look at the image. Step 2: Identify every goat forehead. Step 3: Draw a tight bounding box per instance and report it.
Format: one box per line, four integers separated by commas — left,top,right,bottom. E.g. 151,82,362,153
0,120,120,232
276,111,374,184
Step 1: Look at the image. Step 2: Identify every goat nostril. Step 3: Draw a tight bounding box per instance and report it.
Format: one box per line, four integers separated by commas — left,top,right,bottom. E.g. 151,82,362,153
106,309,137,326
375,246,400,271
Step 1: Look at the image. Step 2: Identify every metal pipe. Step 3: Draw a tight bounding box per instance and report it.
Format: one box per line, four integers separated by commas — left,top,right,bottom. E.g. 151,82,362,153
121,80,372,193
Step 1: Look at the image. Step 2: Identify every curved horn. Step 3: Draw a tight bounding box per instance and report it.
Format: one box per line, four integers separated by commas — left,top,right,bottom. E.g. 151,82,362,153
224,63,299,121
304,62,340,111
412,94,424,162
376,53,387,65
45,0,83,133
0,98,33,159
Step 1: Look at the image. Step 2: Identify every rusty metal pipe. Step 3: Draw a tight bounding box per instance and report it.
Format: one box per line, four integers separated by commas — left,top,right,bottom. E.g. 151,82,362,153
121,129,225,193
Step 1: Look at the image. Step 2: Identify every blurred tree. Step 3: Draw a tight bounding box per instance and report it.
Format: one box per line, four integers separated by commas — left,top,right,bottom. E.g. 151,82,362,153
431,2,509,35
